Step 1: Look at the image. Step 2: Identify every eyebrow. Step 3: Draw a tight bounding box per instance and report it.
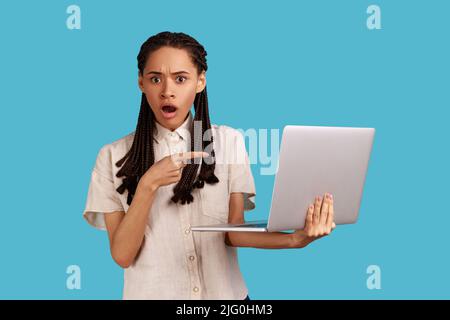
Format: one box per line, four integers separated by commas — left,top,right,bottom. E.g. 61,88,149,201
146,70,190,75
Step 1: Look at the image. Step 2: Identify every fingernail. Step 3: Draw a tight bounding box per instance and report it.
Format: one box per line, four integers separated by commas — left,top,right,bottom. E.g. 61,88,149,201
330,194,333,200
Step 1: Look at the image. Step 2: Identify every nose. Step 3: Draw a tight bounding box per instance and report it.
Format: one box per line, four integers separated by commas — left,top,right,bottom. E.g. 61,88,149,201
160,81,175,99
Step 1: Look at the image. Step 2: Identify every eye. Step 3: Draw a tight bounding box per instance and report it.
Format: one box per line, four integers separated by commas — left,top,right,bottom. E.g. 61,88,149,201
176,76,187,83
150,77,160,84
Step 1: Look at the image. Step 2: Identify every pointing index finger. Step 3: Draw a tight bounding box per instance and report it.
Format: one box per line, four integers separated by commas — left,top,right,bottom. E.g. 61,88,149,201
181,151,209,160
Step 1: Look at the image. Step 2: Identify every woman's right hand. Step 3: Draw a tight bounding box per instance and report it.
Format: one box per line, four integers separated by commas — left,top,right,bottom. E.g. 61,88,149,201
139,151,209,191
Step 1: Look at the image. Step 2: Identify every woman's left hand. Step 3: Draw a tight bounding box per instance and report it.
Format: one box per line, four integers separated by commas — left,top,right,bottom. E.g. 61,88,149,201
291,193,336,248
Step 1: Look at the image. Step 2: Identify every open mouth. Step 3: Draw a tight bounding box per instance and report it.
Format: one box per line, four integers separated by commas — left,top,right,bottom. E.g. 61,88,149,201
161,104,178,119
162,105,177,113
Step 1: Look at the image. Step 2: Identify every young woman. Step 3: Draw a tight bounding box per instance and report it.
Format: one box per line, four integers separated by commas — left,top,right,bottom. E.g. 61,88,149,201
83,31,335,300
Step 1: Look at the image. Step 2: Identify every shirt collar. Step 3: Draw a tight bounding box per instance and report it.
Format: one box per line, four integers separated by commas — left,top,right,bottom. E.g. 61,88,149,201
153,112,193,144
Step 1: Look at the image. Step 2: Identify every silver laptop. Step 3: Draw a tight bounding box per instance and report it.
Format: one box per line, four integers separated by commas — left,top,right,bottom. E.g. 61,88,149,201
191,125,375,232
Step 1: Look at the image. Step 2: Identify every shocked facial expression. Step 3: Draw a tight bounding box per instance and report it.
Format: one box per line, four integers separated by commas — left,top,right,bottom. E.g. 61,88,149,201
138,46,206,131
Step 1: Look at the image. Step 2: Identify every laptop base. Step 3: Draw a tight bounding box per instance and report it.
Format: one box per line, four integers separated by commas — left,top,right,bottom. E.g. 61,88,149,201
190,220,268,232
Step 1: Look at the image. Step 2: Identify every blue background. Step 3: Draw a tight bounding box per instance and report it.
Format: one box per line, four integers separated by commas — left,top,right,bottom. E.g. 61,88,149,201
0,0,449,299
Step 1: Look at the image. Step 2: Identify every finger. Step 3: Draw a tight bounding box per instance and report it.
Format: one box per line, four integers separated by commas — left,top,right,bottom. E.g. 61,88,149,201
172,161,187,170
169,176,181,184
169,169,182,177
313,196,321,224
170,153,189,170
170,153,183,168
326,194,334,228
174,168,183,178
169,162,183,171
181,151,209,160
332,222,336,229
320,193,330,225
176,151,209,166
169,160,184,172
305,204,314,229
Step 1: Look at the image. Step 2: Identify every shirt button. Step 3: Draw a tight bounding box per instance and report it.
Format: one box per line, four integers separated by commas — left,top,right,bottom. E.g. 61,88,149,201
189,255,195,261
193,287,199,292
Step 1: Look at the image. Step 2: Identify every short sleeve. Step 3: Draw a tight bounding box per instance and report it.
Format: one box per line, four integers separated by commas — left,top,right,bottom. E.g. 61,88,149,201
82,145,124,230
228,129,256,211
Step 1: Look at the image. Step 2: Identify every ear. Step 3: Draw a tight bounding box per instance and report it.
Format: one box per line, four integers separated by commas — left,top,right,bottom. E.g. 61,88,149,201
138,72,144,92
196,71,206,93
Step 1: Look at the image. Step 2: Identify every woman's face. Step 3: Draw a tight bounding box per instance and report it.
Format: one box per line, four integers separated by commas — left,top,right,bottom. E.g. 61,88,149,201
138,46,206,131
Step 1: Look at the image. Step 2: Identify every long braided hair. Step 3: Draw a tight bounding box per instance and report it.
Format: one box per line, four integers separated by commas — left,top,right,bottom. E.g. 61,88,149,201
115,31,219,206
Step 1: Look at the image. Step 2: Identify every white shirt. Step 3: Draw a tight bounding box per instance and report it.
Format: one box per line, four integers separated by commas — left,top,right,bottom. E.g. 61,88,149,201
83,112,256,299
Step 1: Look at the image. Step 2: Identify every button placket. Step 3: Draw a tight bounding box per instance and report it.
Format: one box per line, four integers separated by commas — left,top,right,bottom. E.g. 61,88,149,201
178,202,202,299
166,134,184,155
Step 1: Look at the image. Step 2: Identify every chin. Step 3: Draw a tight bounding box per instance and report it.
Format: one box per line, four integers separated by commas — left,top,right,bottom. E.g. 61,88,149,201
157,115,181,129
